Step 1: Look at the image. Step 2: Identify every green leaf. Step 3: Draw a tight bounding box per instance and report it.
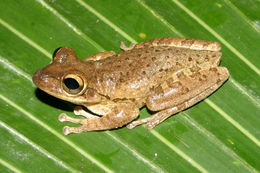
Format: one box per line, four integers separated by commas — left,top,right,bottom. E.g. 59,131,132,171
0,0,259,172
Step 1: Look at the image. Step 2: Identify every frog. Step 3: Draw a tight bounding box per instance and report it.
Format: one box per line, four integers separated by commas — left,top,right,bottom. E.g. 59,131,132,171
32,37,229,135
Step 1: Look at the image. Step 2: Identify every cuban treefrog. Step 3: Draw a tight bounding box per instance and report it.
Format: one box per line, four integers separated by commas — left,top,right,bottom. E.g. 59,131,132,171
33,37,229,135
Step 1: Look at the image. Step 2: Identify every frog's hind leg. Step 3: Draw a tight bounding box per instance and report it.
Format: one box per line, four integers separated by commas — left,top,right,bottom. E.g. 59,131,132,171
134,37,221,52
127,67,229,129
83,51,116,61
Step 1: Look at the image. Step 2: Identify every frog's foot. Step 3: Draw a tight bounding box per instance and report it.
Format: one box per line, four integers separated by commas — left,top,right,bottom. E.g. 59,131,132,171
58,113,99,135
74,106,98,118
127,107,178,130
120,42,136,51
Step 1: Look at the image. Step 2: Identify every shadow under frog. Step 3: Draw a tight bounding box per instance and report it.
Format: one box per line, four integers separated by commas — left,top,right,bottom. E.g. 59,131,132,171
35,88,75,112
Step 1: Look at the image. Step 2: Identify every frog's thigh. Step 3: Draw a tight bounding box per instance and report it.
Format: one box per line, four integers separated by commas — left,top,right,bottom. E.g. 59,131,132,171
147,67,229,111
127,67,229,129
83,51,116,61
135,37,221,51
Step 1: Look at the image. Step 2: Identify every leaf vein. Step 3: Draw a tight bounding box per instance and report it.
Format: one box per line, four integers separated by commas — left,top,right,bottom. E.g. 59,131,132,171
0,94,113,173
0,121,78,172
170,0,260,75
0,157,22,173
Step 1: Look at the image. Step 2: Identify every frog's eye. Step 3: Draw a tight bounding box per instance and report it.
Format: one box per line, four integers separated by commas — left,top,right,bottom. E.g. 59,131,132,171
62,74,86,96
52,47,62,59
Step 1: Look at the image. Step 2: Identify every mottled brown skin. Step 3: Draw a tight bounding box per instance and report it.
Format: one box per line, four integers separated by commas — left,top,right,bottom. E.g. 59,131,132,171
33,37,229,135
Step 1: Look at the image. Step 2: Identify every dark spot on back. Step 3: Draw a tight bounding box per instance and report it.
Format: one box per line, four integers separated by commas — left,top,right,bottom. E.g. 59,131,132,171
203,43,208,48
217,79,222,84
184,87,189,93
188,57,192,61
210,68,217,72
109,77,113,82
177,71,185,79
190,66,201,72
166,78,175,88
205,55,209,61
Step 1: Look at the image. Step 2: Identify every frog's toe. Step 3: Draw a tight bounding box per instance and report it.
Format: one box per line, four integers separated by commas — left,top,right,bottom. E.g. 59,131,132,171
145,121,158,130
62,125,89,135
58,113,89,125
63,126,71,135
126,123,135,129
126,119,148,129
59,113,68,122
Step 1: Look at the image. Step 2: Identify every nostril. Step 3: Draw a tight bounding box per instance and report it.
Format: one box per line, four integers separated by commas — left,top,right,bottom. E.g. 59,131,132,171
32,69,43,84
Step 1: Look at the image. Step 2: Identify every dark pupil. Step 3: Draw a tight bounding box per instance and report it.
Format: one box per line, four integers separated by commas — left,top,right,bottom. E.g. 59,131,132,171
64,78,79,90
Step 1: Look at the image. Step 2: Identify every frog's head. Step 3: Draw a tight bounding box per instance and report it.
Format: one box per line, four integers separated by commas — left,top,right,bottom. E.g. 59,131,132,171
33,47,101,105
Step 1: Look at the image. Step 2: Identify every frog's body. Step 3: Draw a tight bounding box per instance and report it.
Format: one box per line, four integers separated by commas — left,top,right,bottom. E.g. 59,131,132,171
89,46,221,101
33,37,229,135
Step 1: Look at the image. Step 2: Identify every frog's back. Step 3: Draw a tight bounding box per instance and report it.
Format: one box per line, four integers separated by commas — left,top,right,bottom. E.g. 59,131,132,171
90,46,221,100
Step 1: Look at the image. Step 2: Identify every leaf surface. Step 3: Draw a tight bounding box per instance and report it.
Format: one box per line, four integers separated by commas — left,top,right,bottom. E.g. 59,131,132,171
0,0,259,172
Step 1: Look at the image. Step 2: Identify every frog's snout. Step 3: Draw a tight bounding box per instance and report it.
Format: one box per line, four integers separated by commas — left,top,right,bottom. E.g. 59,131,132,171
32,68,43,86
32,68,57,88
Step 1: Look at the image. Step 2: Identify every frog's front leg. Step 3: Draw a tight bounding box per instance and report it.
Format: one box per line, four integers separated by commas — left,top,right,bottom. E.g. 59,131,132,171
120,42,136,51
73,106,98,118
59,101,139,135
83,51,116,61
127,67,229,129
